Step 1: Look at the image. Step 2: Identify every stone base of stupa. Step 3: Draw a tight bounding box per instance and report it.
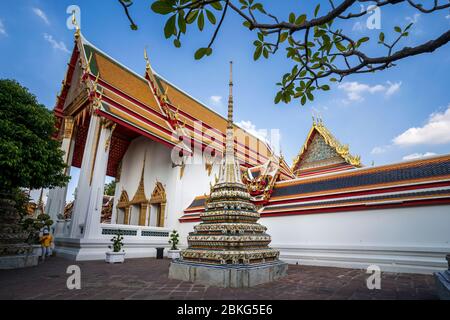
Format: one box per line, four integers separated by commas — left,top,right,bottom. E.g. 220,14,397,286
434,270,450,300
169,260,288,288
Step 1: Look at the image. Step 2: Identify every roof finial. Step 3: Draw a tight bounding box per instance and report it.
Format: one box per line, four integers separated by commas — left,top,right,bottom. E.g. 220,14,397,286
144,46,150,71
227,61,233,129
71,10,80,38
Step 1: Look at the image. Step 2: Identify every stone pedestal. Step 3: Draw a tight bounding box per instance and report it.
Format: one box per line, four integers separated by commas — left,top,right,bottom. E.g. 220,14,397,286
0,194,38,269
169,260,288,288
0,254,39,269
434,254,450,300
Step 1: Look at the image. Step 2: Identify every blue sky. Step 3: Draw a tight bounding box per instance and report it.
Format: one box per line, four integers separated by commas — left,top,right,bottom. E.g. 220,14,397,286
1,1,449,200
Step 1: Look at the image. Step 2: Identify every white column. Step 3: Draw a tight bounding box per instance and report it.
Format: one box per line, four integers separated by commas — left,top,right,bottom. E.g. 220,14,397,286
83,121,113,238
46,117,75,222
69,115,101,237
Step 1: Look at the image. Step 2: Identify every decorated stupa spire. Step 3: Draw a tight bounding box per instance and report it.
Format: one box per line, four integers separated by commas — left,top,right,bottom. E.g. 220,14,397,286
219,61,241,184
227,61,233,128
180,62,280,266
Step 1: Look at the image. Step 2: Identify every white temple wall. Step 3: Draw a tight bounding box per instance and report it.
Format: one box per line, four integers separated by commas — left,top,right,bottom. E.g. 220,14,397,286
195,205,449,274
176,205,450,274
113,136,220,229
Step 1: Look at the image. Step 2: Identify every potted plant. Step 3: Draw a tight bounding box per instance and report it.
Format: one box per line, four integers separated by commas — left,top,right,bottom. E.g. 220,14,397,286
105,231,125,263
167,230,181,260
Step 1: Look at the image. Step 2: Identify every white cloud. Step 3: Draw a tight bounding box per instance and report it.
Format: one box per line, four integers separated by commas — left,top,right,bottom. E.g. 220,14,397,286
371,146,389,155
393,104,450,146
402,152,437,161
236,120,268,141
405,13,420,24
385,81,402,96
32,8,50,25
209,95,222,106
338,81,401,102
43,33,70,53
0,19,7,36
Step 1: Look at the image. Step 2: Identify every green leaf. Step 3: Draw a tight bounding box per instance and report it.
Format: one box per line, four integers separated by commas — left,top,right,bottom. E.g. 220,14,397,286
359,37,369,43
263,47,269,58
205,47,213,56
295,14,306,25
173,39,181,48
314,4,320,17
243,20,251,28
321,85,330,91
164,15,177,39
378,32,385,42
253,46,262,60
301,95,306,105
151,1,174,15
210,2,223,10
274,92,282,104
289,13,295,24
307,91,314,101
330,78,337,82
186,10,199,24
394,26,401,33
194,47,207,60
206,10,216,25
257,32,264,41
251,3,266,14
279,32,288,43
357,36,369,47
335,41,346,52
178,13,186,34
198,11,205,31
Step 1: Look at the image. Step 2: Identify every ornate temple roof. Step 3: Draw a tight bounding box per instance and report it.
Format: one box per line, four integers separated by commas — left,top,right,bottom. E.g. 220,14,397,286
59,32,279,168
180,154,450,222
273,154,450,200
291,118,361,177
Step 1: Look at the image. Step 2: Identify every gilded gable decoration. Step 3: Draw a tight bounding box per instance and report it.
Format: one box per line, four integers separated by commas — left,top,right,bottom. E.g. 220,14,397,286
292,119,361,176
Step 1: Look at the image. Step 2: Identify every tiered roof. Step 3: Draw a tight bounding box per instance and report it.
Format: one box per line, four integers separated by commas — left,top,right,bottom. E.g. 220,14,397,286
291,118,361,177
62,34,283,169
180,154,450,222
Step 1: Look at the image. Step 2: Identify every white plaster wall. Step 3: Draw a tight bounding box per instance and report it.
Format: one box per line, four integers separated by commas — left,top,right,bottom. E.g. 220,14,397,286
264,206,450,248
176,205,450,274
112,136,220,232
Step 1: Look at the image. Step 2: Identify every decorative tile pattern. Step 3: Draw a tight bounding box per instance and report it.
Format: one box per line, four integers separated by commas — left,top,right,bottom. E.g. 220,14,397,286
141,230,169,237
101,228,137,236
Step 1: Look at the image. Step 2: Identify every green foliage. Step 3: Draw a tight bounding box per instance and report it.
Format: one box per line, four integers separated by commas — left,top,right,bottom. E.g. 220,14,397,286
13,188,31,218
104,180,117,196
168,229,179,250
0,79,69,192
22,213,53,244
109,231,125,252
143,1,424,105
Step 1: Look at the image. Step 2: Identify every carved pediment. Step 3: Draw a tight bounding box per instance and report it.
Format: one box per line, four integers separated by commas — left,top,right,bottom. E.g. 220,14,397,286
150,182,166,204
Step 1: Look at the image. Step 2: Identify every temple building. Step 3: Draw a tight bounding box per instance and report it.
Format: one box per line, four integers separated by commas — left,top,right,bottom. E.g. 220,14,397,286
46,26,450,274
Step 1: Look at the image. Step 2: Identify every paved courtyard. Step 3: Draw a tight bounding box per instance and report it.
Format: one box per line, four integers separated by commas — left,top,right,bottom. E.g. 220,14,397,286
0,256,438,300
